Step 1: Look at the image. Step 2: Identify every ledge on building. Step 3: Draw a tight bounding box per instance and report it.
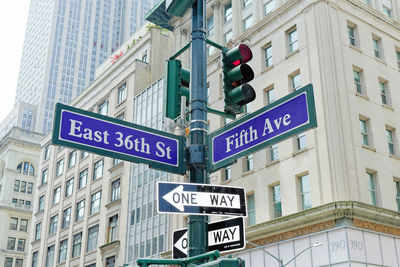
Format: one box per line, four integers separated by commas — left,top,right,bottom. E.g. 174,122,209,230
246,201,400,246
99,240,120,255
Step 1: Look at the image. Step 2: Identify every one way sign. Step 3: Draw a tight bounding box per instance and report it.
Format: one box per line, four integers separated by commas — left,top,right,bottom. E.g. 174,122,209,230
173,217,245,259
157,181,247,216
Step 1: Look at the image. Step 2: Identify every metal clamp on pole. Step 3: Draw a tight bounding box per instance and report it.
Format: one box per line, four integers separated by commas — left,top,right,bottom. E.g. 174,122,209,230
186,144,206,166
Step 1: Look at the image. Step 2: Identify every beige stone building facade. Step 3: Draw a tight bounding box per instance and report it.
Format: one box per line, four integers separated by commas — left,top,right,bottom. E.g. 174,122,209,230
159,0,400,265
29,26,174,267
0,127,43,267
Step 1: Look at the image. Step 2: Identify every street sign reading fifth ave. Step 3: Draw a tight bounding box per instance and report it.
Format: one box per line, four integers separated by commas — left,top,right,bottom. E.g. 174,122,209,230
52,103,186,175
208,84,317,172
157,181,247,216
172,217,245,259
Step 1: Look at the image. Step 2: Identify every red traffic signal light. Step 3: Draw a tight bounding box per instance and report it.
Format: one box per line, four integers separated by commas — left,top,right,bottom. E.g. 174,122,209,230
222,44,256,115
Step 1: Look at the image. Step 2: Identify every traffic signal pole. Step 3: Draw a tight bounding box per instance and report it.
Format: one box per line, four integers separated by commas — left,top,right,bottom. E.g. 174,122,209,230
188,0,208,258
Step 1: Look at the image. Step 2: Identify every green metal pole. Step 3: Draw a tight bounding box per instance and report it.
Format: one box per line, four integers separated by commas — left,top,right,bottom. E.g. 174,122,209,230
188,0,208,258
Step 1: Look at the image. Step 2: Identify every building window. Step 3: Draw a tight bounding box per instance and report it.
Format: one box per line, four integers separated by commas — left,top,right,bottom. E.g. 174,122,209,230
99,100,108,115
17,238,25,252
224,30,232,43
68,150,77,168
56,159,64,176
395,181,400,212
296,133,306,150
353,68,363,94
76,199,85,221
159,234,164,253
49,215,58,235
368,172,377,206
5,258,13,267
32,251,38,267
72,232,82,258
7,237,16,250
20,219,28,232
272,184,282,218
44,144,51,160
379,80,389,105
206,16,214,38
360,118,370,146
264,44,272,67
38,195,45,211
10,217,18,230
113,158,121,166
87,225,99,252
111,179,120,202
17,161,34,175
53,186,61,205
41,169,48,184
372,37,383,59
46,245,55,267
386,128,395,155
225,166,232,180
243,15,253,30
299,174,311,210
269,144,278,161
79,169,88,189
117,83,127,104
34,222,41,241
106,256,116,267
396,50,400,69
288,27,298,53
224,2,232,22
58,239,67,263
108,215,118,242
382,4,392,17
14,180,20,192
347,24,357,47
62,207,71,229
81,150,89,159
93,159,104,180
65,178,74,197
152,237,158,255
246,154,254,171
291,72,301,91
90,191,101,214
15,259,23,267
20,181,26,193
243,0,252,8
27,182,33,194
265,0,275,15
247,194,255,226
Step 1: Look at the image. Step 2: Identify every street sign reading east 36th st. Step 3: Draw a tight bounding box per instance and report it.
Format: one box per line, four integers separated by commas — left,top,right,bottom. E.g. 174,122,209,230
52,103,186,174
173,217,245,259
208,84,317,172
157,181,247,216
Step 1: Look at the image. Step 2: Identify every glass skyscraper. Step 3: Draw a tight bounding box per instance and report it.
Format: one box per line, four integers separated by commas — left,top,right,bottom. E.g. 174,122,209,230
14,0,158,134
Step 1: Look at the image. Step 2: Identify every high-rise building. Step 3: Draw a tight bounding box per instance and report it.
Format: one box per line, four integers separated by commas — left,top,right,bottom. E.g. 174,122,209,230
13,0,158,134
148,0,400,265
30,25,174,267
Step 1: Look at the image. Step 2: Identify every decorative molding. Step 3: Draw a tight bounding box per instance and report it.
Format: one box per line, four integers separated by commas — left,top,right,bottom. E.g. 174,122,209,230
246,201,400,243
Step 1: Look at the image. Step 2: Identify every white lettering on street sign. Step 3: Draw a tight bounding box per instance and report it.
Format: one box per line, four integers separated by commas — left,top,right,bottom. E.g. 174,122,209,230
162,185,241,212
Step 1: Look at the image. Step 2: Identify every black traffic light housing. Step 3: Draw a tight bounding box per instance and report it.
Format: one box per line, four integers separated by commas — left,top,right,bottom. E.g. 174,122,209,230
222,44,256,115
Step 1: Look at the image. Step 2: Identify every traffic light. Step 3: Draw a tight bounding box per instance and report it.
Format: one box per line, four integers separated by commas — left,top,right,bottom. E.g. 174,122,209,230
165,59,190,120
222,44,256,115
197,258,245,267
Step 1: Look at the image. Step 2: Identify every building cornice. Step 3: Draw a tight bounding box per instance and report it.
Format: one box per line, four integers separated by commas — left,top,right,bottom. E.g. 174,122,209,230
246,201,400,242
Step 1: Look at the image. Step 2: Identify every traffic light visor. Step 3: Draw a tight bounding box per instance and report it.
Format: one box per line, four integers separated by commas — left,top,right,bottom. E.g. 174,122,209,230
226,44,253,66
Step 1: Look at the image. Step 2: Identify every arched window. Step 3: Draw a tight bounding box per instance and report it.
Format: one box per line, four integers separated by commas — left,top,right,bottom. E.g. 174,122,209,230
17,162,35,176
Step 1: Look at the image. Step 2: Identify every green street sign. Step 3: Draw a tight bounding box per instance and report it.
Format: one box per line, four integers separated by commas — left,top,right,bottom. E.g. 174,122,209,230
208,84,317,173
52,103,186,175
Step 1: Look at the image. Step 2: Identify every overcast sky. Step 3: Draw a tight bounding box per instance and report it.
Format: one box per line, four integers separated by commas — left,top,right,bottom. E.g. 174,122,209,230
0,1,30,122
